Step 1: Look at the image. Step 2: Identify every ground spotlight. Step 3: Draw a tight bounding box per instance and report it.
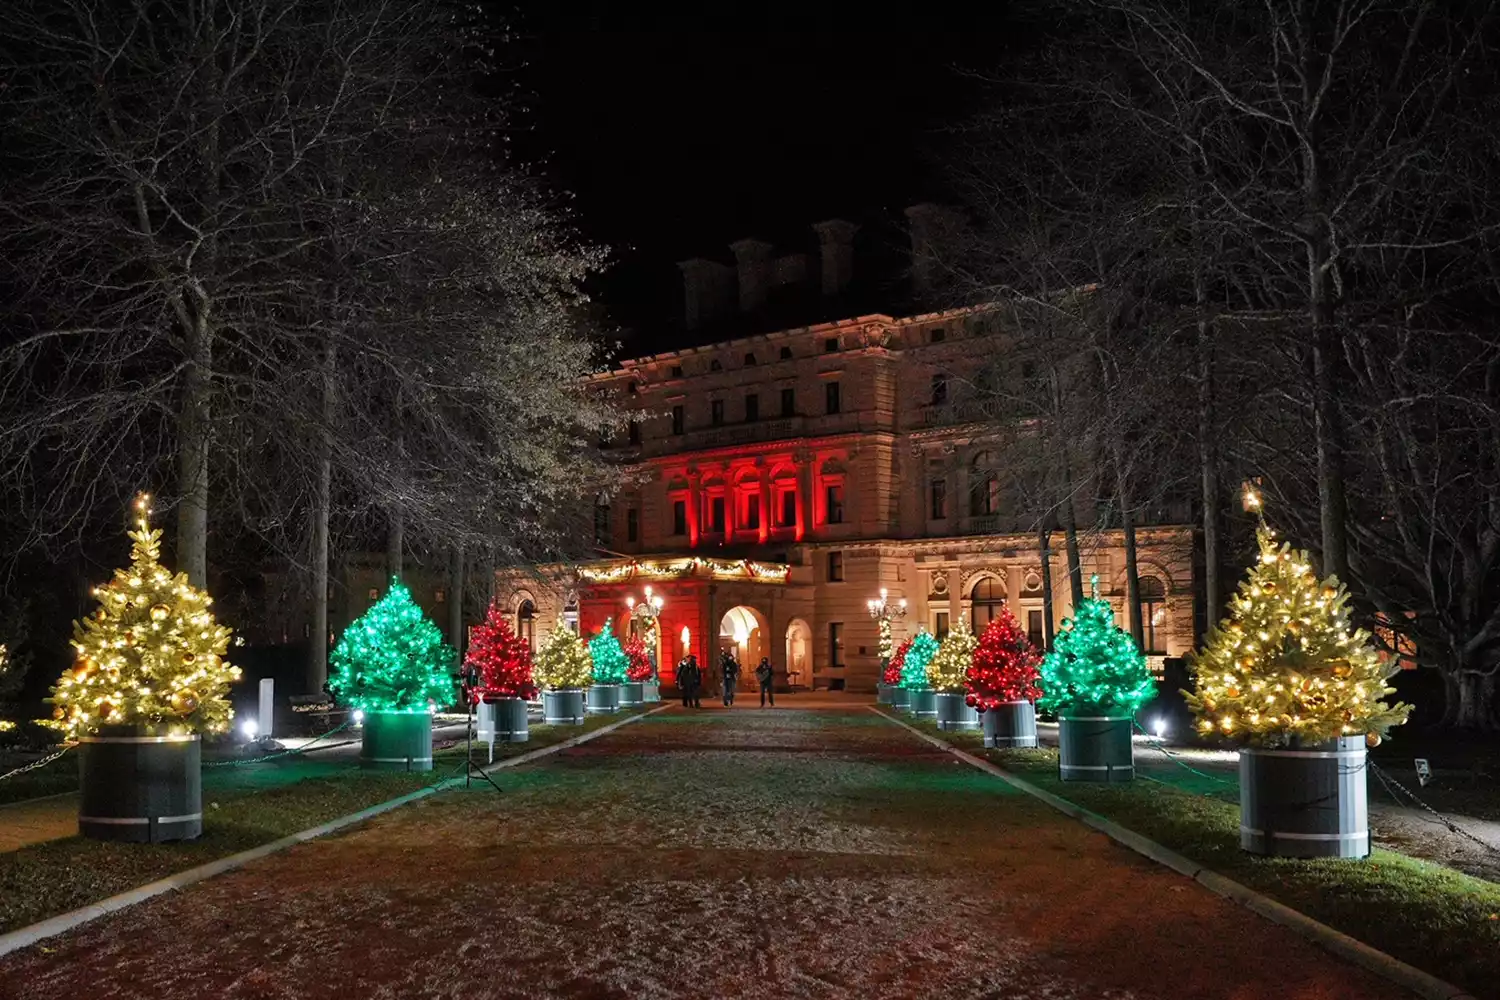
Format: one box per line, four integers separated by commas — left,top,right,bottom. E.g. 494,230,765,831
352,709,365,726
241,719,259,740
1152,718,1167,738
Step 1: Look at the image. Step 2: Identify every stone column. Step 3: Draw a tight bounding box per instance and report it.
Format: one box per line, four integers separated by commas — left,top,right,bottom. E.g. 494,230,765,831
796,450,814,541
688,469,701,548
758,463,772,544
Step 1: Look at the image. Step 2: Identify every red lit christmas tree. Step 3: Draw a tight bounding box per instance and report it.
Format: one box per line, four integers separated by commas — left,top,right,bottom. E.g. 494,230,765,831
463,602,537,702
883,636,914,686
624,636,655,682
966,606,1042,710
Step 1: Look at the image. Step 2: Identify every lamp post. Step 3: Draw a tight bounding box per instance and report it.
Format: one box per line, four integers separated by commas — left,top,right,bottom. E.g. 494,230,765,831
624,586,666,703
868,588,907,704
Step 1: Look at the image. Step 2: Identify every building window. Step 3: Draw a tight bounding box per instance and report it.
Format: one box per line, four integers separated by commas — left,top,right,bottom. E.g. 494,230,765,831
628,422,641,446
671,364,684,378
931,374,948,405
744,393,759,422
627,381,638,395
516,600,536,652
626,508,639,543
970,452,1000,516
672,500,687,536
745,494,761,530
930,478,947,520
671,405,685,435
710,359,722,371
971,577,1006,633
1028,609,1045,649
935,612,950,639
780,346,793,360
825,484,845,524
827,551,844,582
711,399,725,426
824,337,839,353
930,327,946,343
781,387,796,417
825,381,841,415
593,503,610,546
829,622,844,667
1141,577,1167,654
779,489,797,527
707,496,726,533
744,352,757,366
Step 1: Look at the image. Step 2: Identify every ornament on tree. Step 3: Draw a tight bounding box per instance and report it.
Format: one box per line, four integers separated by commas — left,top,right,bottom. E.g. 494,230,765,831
45,494,240,739
623,636,655,682
1038,576,1155,717
899,631,940,689
1185,521,1411,745
533,627,593,690
587,620,630,684
328,581,455,713
883,636,914,686
463,602,537,703
965,606,1043,710
927,618,978,691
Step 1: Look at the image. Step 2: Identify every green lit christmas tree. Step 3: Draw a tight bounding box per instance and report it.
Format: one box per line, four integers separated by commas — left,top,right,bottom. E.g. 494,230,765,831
328,581,456,713
1038,575,1155,717
900,631,940,689
586,619,629,684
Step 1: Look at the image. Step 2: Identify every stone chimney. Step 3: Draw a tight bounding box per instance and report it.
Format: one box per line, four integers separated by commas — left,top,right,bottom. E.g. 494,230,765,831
811,219,859,298
904,203,959,299
729,238,775,313
677,257,733,330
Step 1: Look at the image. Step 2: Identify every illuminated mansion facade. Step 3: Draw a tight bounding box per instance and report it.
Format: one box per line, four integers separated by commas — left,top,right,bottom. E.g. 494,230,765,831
501,305,1196,693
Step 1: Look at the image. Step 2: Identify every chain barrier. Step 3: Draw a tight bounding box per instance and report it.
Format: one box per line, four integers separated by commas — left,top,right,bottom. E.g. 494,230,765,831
1369,760,1500,858
0,743,75,783
1130,720,1236,787
204,720,353,768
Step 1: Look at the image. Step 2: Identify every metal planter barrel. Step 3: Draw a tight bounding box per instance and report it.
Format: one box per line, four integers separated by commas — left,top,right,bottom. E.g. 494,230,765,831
890,686,911,712
586,683,622,714
543,688,586,725
642,680,661,703
486,697,529,743
620,681,644,707
877,682,892,705
934,692,980,731
1057,715,1134,782
910,687,937,719
78,728,202,843
360,711,433,772
983,700,1038,748
1240,736,1370,858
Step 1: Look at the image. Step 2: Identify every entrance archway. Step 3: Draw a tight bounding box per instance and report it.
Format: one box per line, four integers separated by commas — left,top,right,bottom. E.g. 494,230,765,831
718,606,768,695
785,618,812,689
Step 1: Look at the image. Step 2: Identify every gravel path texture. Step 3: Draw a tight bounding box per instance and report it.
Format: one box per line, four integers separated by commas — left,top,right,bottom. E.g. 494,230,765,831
0,706,1413,999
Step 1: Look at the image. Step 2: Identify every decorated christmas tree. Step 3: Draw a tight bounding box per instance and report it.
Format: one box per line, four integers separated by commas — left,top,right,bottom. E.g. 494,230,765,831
1038,576,1155,717
899,631,940,689
534,626,593,690
966,607,1042,710
1186,520,1411,745
47,495,240,739
587,620,629,684
463,602,537,702
883,636,913,686
328,581,455,713
927,618,978,691
624,636,655,682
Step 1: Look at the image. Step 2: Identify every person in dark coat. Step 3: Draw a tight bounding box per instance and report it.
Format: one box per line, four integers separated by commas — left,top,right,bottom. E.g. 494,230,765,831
721,652,741,706
755,657,775,707
689,655,705,708
675,656,691,707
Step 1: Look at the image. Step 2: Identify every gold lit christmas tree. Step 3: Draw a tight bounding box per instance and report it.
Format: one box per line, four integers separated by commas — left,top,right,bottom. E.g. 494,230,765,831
533,626,593,691
1186,492,1410,746
46,496,239,739
927,618,978,691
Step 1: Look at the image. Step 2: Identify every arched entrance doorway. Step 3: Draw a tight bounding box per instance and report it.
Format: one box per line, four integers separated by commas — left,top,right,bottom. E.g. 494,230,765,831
718,605,768,695
785,618,812,689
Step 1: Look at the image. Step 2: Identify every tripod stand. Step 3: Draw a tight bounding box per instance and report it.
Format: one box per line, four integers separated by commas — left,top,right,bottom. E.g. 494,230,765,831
455,668,503,793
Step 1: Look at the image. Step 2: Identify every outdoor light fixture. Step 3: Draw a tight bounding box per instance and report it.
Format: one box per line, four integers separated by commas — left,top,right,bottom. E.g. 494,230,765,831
681,625,691,651
1152,718,1167,738
867,587,909,660
241,719,259,740
352,709,365,726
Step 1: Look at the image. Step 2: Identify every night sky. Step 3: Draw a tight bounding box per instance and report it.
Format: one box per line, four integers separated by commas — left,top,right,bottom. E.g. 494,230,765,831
511,7,1024,342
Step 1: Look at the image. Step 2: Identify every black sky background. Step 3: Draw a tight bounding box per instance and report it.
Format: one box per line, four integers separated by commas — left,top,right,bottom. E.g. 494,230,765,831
508,6,1028,341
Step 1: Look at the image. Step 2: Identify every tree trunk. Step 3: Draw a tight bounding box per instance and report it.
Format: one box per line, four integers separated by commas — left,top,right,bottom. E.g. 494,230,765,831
176,314,212,587
1038,525,1056,649
386,506,404,584
448,544,465,668
1059,462,1085,609
1121,484,1143,648
1195,278,1222,636
1441,669,1500,732
308,342,335,695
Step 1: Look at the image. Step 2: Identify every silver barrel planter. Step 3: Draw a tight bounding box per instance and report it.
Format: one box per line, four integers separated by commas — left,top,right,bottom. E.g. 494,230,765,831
360,710,434,772
934,691,980,731
1239,736,1370,858
1057,715,1134,782
78,727,202,843
982,700,1038,748
543,689,586,725
586,683,622,714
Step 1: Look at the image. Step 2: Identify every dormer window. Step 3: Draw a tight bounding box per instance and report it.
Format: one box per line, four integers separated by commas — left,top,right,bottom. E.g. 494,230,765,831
824,337,839,353
744,352,757,366
627,381,638,395
671,365,684,378
779,346,793,360
930,328,946,343
710,359,722,372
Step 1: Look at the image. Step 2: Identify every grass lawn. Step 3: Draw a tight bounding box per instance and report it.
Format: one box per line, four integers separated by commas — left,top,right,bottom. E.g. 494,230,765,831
880,710,1500,1000
0,708,650,935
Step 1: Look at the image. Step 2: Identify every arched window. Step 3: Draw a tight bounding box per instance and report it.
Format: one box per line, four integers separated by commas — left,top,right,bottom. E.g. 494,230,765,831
1140,577,1167,653
969,452,1000,517
516,600,536,652
970,577,1006,633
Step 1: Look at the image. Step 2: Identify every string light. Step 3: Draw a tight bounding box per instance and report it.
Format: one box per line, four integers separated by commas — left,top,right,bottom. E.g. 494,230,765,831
463,602,537,703
327,581,454,713
578,557,791,585
534,626,593,690
898,631,940,690
927,617,977,691
965,606,1043,709
1037,575,1155,717
586,620,630,684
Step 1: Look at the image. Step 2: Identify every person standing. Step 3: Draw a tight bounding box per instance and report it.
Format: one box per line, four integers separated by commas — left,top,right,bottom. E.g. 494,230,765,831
755,656,775,707
721,652,741,706
675,656,691,708
685,654,703,709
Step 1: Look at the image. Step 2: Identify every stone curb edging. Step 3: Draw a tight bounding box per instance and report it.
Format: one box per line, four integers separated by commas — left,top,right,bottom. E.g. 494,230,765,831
871,707,1477,1000
0,706,667,960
